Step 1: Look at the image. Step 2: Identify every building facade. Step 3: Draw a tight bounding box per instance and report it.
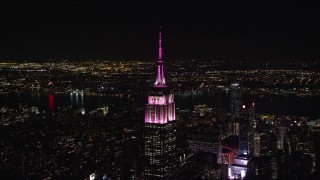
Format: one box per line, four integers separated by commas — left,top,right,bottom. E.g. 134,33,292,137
144,28,178,179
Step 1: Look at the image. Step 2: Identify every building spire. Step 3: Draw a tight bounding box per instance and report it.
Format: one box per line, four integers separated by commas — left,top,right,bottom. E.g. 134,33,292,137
154,26,166,88
159,26,162,61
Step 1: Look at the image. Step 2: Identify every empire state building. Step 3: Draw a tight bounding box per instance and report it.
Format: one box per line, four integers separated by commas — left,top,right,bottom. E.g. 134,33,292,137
144,28,178,179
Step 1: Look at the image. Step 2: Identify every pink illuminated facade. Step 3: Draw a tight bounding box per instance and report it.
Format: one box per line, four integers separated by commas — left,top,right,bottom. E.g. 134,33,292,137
144,27,178,179
145,94,175,124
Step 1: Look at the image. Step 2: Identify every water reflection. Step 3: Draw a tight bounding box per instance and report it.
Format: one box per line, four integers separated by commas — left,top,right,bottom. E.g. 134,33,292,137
0,93,319,118
48,93,54,111
70,92,84,106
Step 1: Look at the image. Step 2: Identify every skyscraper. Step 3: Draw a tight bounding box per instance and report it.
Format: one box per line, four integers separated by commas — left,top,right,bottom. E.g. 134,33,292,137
239,118,249,155
230,82,242,135
229,123,251,180
229,105,254,180
144,27,178,179
230,82,242,118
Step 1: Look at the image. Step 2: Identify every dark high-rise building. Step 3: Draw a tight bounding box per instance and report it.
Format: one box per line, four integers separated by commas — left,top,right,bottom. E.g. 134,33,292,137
239,118,250,155
144,28,178,179
230,82,242,118
253,132,268,157
310,122,320,174
229,82,243,136
239,103,256,156
229,108,254,180
247,156,272,180
120,137,142,179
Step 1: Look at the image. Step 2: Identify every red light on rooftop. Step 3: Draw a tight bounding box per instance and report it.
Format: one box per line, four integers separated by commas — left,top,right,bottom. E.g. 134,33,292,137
242,105,246,109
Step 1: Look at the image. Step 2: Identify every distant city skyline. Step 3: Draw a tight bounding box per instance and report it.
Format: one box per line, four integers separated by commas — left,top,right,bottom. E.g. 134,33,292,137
1,1,320,61
1,16,320,178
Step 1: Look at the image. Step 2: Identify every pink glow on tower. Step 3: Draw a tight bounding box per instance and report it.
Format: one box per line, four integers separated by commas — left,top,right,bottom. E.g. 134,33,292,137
145,94,175,124
157,66,161,85
148,96,166,105
145,28,175,124
145,105,149,122
159,30,162,60
154,26,166,88
161,65,165,84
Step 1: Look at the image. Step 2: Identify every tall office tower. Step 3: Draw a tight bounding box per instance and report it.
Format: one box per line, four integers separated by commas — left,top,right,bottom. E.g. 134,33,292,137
144,28,178,179
253,132,268,157
239,118,250,155
230,82,242,118
239,104,256,156
277,125,289,152
230,82,242,135
310,121,320,174
229,116,252,179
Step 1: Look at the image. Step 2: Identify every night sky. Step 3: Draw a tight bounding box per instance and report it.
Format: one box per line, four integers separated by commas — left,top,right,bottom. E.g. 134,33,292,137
1,1,320,61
